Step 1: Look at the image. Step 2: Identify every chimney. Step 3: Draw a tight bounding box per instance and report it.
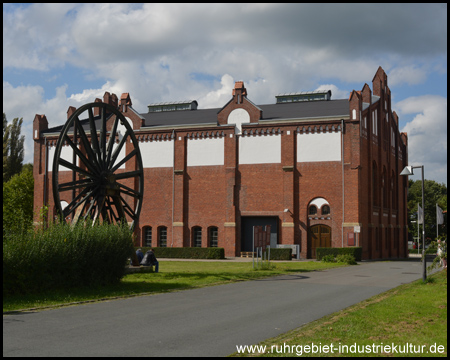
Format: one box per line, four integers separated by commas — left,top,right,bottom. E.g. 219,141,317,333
103,91,111,105
111,93,118,108
67,106,77,120
232,81,247,104
120,93,132,112
94,98,102,116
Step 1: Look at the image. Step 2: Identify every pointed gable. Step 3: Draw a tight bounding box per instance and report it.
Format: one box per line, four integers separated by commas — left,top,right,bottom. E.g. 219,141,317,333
217,81,262,130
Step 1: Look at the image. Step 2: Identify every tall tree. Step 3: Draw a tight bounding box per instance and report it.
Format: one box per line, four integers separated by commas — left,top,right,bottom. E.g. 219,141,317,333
3,114,25,182
3,165,34,237
407,179,447,241
3,113,10,180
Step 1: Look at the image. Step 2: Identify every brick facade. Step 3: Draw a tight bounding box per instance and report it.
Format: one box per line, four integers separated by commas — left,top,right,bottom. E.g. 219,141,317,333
33,66,408,259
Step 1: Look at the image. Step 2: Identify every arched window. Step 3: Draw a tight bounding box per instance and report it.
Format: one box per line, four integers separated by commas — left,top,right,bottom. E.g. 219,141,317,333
143,226,152,247
321,205,330,215
193,226,202,247
158,226,167,247
309,205,317,216
208,226,218,247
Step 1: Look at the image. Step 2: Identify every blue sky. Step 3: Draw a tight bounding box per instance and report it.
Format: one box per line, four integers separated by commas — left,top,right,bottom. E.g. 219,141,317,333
3,3,447,184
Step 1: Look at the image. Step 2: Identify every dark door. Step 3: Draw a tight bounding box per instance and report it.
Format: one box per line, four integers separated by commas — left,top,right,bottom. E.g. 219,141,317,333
310,225,331,258
241,217,278,252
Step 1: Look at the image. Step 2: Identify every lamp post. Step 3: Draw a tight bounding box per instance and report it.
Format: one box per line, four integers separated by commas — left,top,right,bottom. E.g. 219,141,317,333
400,165,426,282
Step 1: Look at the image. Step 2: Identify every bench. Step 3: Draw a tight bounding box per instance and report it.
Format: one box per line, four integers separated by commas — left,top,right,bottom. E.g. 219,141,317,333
125,265,154,274
240,251,256,258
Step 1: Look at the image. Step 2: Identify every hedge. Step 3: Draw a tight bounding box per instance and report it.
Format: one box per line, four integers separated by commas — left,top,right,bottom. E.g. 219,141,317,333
138,247,225,259
3,221,134,296
316,247,362,261
263,248,292,260
136,247,293,260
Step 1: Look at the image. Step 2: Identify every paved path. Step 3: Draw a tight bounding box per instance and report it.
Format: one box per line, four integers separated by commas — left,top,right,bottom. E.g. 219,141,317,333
3,260,430,357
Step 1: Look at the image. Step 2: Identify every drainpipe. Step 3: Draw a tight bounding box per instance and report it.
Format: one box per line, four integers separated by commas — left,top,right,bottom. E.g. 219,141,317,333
44,137,48,222
341,119,345,248
171,129,175,247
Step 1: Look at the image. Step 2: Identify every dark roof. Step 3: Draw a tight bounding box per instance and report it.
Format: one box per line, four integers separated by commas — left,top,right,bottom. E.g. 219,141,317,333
259,99,349,121
140,98,349,128
44,113,113,134
43,98,350,134
141,107,220,128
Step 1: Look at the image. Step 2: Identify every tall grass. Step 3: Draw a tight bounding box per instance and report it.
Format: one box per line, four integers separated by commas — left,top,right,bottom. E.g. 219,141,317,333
3,220,134,296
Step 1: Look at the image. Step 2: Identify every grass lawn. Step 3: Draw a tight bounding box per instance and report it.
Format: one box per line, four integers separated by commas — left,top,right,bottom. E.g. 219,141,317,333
3,260,347,312
231,269,447,357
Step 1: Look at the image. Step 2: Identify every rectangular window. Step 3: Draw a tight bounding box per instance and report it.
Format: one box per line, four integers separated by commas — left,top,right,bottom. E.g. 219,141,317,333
209,227,218,247
372,110,378,136
145,227,152,247
159,227,167,247
193,227,202,247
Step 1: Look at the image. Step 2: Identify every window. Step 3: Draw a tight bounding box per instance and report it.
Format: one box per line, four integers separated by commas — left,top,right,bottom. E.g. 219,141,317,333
309,205,318,216
375,227,380,251
372,110,378,136
193,227,202,247
372,162,378,206
391,171,397,209
382,167,388,208
158,226,167,247
209,227,218,247
321,205,330,215
144,227,152,247
385,228,389,250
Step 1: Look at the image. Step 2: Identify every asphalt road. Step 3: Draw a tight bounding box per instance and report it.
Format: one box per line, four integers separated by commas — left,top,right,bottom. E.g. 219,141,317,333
3,260,429,357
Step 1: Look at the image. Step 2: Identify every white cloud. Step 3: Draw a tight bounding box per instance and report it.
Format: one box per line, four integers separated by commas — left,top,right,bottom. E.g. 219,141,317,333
388,65,428,86
2,3,447,184
315,84,348,100
198,74,235,109
398,95,447,184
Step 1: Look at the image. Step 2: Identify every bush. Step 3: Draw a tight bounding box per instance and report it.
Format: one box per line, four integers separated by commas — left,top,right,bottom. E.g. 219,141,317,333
136,247,292,260
321,254,337,263
138,247,225,259
3,220,134,296
335,254,357,265
316,247,362,261
264,248,292,261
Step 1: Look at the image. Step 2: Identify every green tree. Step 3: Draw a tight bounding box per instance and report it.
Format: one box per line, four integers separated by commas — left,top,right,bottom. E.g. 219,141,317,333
3,113,9,180
407,179,447,242
3,165,34,237
3,114,25,182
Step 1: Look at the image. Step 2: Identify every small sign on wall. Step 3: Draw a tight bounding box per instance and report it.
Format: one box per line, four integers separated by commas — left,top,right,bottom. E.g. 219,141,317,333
348,232,355,246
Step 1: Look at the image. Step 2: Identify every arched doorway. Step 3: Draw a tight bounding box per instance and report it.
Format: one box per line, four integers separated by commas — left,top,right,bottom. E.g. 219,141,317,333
310,225,331,258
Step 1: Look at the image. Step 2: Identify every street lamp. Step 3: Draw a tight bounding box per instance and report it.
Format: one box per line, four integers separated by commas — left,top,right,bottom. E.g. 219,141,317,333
400,165,426,282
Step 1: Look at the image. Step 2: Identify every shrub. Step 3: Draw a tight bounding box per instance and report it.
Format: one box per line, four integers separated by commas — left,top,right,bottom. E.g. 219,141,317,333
3,220,134,296
136,247,292,260
264,248,292,261
316,247,362,261
321,254,337,263
335,254,357,265
138,247,225,259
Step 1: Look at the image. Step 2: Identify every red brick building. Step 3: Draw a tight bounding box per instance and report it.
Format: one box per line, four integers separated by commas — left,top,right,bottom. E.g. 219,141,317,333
33,66,409,259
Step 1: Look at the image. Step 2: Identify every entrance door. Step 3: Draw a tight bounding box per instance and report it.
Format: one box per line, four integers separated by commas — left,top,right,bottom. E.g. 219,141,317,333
241,217,278,252
310,225,331,258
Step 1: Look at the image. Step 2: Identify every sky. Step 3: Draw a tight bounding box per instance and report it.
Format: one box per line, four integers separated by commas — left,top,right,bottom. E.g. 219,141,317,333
3,3,447,185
